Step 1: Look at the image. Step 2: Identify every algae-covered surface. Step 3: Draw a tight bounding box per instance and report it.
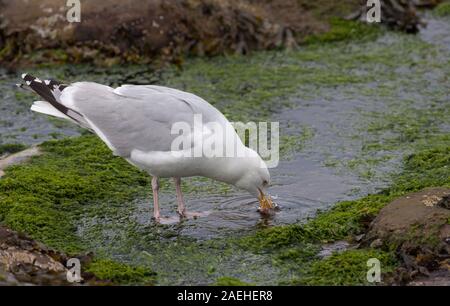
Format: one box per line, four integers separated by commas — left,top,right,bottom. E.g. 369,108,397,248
0,16,449,285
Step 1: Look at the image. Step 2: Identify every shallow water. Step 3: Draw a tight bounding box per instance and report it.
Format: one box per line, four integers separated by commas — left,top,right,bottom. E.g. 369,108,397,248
1,16,449,284
420,14,450,51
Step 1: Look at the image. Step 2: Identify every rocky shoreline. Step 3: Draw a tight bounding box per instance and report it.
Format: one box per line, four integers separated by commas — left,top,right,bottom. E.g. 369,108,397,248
1,143,448,285
0,0,439,69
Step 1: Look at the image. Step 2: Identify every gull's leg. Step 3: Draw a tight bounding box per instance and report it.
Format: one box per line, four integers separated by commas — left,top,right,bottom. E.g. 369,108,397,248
174,177,210,219
174,177,186,217
151,176,160,220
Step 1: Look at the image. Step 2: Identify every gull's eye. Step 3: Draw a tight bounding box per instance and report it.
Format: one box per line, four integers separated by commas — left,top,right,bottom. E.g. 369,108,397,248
262,180,268,186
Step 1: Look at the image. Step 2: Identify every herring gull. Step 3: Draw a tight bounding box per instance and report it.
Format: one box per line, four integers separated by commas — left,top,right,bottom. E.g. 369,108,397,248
17,73,273,222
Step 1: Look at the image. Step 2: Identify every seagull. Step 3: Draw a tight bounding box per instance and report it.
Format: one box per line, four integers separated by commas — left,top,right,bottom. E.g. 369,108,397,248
17,74,273,222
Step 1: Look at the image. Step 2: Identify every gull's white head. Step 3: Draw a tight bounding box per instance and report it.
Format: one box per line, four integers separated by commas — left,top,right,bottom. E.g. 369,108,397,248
233,148,273,211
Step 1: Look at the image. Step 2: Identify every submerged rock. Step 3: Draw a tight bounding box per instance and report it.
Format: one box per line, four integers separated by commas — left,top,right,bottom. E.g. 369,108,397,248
0,146,41,178
317,240,352,259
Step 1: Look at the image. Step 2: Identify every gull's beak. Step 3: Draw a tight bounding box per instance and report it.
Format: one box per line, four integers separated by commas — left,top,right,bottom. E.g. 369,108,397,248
257,188,274,210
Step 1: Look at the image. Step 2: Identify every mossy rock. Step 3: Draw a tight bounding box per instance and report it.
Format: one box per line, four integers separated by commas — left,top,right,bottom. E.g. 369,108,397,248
434,2,450,17
363,187,450,278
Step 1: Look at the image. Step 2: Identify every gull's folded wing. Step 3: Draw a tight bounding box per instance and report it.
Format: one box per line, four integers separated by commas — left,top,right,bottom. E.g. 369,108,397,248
60,83,232,157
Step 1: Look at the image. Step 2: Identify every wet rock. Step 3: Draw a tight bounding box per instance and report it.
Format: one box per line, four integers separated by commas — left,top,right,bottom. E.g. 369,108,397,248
408,269,450,286
0,226,115,285
0,146,41,178
437,194,450,210
0,0,329,68
349,0,427,33
363,187,450,284
369,238,383,249
0,226,70,285
318,240,351,259
354,234,365,242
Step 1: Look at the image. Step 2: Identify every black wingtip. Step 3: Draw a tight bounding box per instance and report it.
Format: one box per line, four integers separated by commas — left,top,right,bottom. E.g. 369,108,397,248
19,73,85,126
21,73,67,91
22,73,35,82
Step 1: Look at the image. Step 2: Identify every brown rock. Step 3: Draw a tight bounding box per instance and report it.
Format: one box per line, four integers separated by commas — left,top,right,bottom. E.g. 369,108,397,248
0,146,41,178
365,188,450,244
364,187,450,284
0,226,69,285
0,0,329,68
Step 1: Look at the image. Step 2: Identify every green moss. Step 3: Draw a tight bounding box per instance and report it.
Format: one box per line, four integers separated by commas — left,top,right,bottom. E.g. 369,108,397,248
213,277,254,286
298,249,397,285
85,259,156,285
298,0,360,19
239,225,306,251
0,135,150,253
304,19,382,44
272,244,320,274
0,143,28,156
0,195,81,253
434,2,450,17
48,117,74,129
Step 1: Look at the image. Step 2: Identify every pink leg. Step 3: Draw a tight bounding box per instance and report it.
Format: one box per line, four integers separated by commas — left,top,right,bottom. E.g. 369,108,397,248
151,176,160,220
174,177,186,217
174,177,210,219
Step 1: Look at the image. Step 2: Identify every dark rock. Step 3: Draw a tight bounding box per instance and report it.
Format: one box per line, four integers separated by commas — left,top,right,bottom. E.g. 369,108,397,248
369,238,383,248
0,226,68,285
438,194,450,210
0,0,329,68
363,187,450,285
350,0,427,33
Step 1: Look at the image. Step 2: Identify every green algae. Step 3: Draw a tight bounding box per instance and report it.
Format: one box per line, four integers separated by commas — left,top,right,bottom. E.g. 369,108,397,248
304,18,382,45
0,135,150,253
279,126,315,158
213,277,254,286
0,143,28,156
434,2,450,17
85,258,156,285
298,249,397,286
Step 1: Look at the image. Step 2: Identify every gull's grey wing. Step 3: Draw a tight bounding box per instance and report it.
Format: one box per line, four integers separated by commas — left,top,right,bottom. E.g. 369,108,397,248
114,84,229,124
59,82,231,157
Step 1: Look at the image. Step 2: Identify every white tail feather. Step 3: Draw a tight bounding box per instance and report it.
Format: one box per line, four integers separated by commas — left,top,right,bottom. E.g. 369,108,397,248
30,101,71,120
